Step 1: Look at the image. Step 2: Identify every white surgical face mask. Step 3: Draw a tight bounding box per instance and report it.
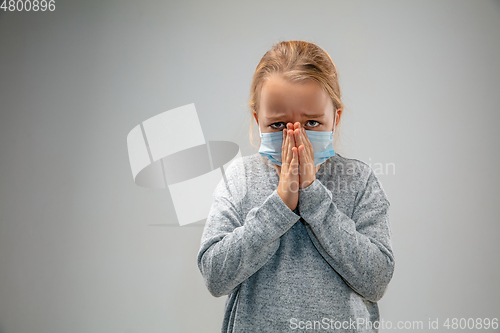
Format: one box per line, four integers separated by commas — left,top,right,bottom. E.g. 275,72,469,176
258,112,337,167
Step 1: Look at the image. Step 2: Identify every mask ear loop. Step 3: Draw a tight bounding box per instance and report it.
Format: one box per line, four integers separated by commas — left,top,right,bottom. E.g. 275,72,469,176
332,109,338,136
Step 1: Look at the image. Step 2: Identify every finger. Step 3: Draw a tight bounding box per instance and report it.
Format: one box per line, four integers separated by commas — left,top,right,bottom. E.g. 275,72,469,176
294,122,300,131
285,129,294,165
299,144,314,188
298,127,309,157
291,146,299,176
294,127,303,149
301,127,314,157
298,144,306,176
281,128,287,165
288,129,296,152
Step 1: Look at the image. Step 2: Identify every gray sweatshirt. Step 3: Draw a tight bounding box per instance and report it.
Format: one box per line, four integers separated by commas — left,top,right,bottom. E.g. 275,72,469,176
197,153,395,332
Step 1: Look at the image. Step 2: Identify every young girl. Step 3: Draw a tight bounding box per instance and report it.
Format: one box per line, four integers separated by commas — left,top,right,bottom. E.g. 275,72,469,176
197,40,395,332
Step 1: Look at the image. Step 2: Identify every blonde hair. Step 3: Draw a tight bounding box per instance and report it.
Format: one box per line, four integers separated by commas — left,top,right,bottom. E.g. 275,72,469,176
248,40,344,147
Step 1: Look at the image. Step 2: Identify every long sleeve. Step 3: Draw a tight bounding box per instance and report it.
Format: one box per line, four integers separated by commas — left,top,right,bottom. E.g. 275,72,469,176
297,169,395,303
197,164,301,298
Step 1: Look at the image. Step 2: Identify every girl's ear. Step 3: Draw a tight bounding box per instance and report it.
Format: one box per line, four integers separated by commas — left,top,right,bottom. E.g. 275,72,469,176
334,108,343,129
253,112,259,125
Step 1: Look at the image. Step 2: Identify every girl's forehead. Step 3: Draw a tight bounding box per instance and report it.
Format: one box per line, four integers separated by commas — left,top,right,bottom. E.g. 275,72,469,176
259,77,333,119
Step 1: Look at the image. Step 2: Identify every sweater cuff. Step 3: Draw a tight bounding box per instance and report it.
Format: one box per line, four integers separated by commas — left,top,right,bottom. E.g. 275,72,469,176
251,189,301,237
298,179,335,222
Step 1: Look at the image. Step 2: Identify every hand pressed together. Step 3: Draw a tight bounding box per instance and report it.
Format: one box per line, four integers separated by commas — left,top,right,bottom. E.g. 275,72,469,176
275,122,321,211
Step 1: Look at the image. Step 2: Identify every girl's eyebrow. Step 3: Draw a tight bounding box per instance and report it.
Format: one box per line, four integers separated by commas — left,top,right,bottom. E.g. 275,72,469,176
266,113,324,122
265,114,288,122
301,113,324,118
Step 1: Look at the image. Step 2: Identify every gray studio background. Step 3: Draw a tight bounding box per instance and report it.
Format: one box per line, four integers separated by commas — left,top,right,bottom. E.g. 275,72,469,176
1,0,499,332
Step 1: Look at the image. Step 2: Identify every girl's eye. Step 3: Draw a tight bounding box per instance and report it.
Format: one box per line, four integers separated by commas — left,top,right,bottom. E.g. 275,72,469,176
270,122,285,129
306,120,320,127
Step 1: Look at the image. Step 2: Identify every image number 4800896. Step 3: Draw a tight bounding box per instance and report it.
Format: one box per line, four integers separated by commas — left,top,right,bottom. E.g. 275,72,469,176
1,0,56,11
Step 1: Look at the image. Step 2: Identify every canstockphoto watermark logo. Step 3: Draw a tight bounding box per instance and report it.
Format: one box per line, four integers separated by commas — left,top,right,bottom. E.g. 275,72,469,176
126,103,241,226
